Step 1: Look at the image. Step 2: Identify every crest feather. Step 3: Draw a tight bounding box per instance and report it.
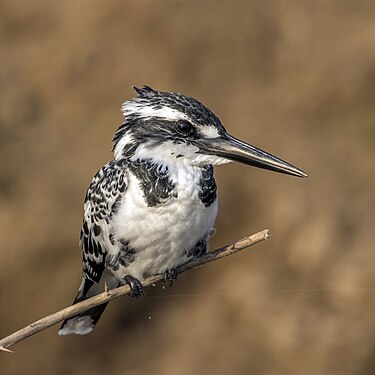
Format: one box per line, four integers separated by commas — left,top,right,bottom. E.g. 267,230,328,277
133,85,156,97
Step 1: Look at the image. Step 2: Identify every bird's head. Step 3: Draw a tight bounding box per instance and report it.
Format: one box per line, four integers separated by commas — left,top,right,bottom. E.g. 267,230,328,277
113,86,307,177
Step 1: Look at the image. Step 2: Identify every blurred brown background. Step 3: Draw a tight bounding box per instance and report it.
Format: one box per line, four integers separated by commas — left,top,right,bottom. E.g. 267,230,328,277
1,1,375,374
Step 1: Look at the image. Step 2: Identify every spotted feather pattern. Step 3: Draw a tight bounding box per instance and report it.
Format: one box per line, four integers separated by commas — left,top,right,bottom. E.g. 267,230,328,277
80,159,128,283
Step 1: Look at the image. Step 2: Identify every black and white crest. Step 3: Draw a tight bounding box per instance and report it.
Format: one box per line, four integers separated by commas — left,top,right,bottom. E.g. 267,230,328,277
125,85,224,127
112,86,227,161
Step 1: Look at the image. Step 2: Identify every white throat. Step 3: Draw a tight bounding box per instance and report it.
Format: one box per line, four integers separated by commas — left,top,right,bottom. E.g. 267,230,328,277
129,141,231,168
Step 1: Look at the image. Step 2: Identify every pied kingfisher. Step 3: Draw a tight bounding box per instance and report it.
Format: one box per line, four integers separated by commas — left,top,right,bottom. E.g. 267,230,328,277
59,86,307,335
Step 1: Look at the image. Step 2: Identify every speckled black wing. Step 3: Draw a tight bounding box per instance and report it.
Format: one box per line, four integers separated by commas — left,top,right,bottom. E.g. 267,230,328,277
80,159,128,283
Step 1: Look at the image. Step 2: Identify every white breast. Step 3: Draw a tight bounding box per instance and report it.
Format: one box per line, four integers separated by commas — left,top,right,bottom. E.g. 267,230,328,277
111,165,218,281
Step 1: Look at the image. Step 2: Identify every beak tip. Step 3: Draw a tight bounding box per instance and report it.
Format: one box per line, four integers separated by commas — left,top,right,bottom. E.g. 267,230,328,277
291,168,308,178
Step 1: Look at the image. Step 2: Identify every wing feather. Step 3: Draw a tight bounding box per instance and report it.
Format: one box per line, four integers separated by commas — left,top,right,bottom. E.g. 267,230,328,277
80,159,128,283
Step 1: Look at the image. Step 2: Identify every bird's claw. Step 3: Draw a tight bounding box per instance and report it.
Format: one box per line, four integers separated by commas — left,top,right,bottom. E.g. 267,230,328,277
124,275,144,298
164,268,178,287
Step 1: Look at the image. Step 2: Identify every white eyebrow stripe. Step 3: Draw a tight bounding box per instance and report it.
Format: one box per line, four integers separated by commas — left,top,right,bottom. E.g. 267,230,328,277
122,102,188,121
199,125,220,138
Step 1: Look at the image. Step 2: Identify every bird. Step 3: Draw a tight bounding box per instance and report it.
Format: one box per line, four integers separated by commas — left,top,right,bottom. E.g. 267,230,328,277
58,85,307,335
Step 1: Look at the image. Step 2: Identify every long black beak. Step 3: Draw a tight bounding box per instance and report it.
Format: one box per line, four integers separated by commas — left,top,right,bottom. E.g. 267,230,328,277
197,133,308,178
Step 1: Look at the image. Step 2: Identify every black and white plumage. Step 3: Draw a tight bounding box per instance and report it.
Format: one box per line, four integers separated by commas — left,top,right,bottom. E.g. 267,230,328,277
59,86,307,335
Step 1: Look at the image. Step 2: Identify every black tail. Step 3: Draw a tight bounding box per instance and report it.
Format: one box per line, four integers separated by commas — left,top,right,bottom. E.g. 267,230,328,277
58,275,118,335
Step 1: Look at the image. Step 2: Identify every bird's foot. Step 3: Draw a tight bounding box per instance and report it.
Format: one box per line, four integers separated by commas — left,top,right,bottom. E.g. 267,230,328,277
164,268,178,288
124,275,144,298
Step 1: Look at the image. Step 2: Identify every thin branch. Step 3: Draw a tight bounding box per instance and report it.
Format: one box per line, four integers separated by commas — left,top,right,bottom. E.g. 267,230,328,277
0,229,269,353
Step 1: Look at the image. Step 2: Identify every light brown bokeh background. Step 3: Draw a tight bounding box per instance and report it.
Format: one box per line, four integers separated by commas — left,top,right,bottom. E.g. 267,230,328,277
1,1,375,374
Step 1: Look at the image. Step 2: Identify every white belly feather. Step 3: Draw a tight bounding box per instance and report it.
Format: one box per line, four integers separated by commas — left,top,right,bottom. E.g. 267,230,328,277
111,165,217,280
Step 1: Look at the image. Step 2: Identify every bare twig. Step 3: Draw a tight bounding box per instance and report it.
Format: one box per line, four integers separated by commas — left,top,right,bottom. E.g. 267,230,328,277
0,229,269,353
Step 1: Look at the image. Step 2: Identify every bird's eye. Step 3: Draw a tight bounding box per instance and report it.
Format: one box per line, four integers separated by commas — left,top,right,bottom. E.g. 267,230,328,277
176,120,194,136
